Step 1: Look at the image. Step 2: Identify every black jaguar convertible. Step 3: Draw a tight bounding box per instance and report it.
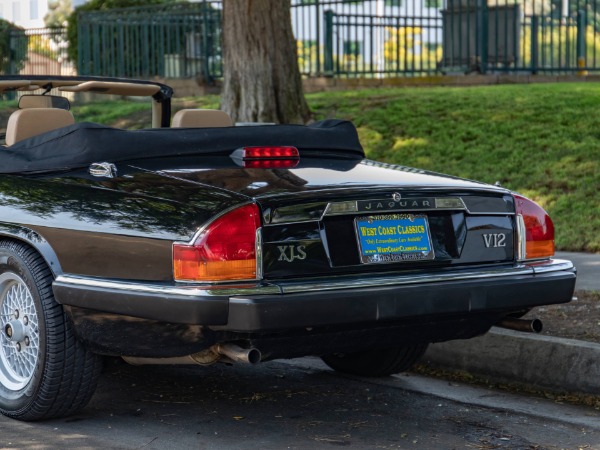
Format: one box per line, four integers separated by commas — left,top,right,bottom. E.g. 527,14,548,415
0,76,575,421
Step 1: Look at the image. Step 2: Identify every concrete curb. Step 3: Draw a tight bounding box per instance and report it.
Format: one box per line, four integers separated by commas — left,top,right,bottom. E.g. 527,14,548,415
424,328,600,395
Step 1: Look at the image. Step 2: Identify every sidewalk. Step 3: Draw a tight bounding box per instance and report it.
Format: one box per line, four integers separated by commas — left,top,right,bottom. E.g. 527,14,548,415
556,251,600,291
423,251,600,395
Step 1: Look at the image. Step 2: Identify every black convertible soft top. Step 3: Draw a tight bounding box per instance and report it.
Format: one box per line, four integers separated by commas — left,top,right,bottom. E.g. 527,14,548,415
1,119,364,174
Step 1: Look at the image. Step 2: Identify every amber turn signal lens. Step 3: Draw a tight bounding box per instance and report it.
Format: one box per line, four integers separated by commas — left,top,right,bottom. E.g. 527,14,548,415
173,204,261,282
525,240,555,261
514,194,555,261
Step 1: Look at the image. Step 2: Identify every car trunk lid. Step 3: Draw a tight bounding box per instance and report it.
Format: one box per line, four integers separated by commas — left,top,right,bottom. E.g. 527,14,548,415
123,156,517,280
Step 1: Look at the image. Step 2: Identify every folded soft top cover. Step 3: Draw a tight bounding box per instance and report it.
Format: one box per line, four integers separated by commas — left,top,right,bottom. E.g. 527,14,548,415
1,119,364,174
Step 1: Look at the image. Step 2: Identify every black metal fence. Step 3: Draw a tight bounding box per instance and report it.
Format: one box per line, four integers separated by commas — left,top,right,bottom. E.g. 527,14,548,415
8,0,600,79
77,2,222,81
293,0,599,77
5,27,73,76
293,0,443,76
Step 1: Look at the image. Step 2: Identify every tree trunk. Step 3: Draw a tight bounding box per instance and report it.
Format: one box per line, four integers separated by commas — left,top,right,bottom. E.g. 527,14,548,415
221,0,311,124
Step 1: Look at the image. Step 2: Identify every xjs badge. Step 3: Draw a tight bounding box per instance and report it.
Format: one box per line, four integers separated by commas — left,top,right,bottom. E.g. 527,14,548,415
278,245,307,262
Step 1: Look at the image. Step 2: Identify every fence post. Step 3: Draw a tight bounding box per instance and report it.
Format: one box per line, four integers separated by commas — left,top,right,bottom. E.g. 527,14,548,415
477,0,488,74
530,15,539,75
201,0,212,83
577,9,587,76
315,0,321,75
78,14,86,75
8,30,16,75
324,9,334,76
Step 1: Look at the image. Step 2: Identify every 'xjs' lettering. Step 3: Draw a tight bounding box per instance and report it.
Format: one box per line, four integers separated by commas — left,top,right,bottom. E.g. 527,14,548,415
278,245,307,262
483,233,506,248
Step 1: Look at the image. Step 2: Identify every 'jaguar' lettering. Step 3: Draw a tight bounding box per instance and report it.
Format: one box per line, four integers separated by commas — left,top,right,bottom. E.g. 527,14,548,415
358,198,433,212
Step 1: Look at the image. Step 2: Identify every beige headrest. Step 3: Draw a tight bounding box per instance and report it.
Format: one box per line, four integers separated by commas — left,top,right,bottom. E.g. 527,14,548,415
171,109,233,128
6,108,75,146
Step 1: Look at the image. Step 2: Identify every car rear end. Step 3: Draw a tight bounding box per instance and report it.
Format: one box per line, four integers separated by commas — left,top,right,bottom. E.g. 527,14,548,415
169,157,575,362
50,133,575,372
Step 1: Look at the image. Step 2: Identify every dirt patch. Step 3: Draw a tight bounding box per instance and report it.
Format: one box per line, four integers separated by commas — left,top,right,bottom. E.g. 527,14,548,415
524,290,600,343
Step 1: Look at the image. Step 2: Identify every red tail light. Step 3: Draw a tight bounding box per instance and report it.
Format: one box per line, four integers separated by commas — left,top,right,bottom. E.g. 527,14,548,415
173,204,261,282
230,146,299,168
514,194,555,261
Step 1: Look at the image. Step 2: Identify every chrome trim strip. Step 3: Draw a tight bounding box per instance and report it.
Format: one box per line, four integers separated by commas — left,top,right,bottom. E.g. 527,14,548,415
323,197,467,217
531,259,574,274
255,228,263,280
54,275,281,297
276,259,574,294
516,214,527,262
467,212,516,216
266,207,515,226
269,202,327,224
323,201,357,217
435,197,467,210
55,260,573,299
263,219,322,227
269,193,515,225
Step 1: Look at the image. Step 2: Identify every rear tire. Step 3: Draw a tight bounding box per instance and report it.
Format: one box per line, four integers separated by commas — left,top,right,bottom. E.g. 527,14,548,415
0,241,102,421
321,344,429,377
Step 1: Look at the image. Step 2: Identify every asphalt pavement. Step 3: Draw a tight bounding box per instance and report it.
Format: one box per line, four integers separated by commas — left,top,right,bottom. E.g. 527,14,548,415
424,251,600,395
556,251,600,291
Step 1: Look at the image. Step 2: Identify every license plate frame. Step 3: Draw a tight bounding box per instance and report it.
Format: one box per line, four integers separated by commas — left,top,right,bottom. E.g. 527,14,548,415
354,213,435,264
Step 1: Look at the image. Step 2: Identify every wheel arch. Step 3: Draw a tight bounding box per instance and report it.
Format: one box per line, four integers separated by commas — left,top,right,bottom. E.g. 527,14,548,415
0,224,63,278
0,230,102,420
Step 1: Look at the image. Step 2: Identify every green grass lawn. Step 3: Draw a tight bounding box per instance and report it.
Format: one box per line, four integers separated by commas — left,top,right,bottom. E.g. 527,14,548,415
1,83,598,252
308,83,600,253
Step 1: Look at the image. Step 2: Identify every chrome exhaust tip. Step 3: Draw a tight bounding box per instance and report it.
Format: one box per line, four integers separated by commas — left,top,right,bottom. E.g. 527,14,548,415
496,317,543,333
216,343,261,365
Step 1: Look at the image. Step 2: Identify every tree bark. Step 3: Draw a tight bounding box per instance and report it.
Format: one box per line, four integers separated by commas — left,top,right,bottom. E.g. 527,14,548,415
221,0,311,124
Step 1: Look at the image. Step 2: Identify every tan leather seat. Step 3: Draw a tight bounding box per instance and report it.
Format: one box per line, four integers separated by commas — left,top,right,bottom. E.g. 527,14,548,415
6,108,75,146
171,109,232,128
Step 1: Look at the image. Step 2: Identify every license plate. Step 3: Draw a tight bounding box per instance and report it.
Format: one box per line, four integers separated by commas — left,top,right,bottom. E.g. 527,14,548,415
355,214,435,264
